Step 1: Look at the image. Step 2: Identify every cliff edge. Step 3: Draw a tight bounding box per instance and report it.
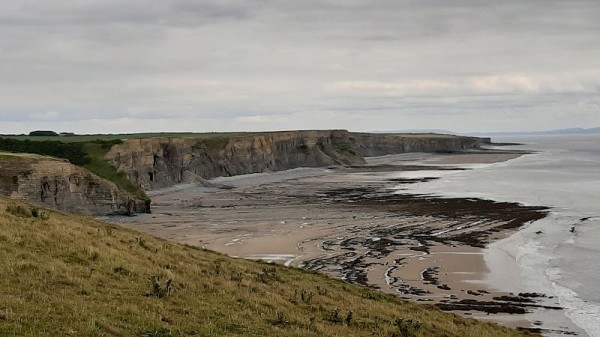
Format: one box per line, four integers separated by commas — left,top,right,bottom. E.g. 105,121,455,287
106,130,484,191
0,131,485,215
0,153,148,215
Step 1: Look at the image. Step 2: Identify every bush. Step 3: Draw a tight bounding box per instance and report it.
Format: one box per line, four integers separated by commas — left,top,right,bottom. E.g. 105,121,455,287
6,204,32,218
0,138,123,166
392,318,422,337
5,204,49,219
29,130,58,137
147,274,174,298
0,137,90,165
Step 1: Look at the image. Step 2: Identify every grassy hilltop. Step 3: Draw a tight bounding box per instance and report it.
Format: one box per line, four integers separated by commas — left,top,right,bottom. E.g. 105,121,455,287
0,137,149,202
0,197,536,337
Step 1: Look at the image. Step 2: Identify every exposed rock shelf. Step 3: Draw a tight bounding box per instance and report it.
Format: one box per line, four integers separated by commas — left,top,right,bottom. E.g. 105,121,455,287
0,154,148,215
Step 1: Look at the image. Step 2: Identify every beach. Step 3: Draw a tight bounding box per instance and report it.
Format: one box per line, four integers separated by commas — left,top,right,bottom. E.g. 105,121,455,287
111,150,573,334
397,136,600,337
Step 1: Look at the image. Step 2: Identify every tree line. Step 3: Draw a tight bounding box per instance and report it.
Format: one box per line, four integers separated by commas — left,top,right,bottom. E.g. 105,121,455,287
0,138,121,166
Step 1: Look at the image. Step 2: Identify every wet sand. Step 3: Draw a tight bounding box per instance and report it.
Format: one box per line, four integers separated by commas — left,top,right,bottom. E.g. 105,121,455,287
112,151,554,331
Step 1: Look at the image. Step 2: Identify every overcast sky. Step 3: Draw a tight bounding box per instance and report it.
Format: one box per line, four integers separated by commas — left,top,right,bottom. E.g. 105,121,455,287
1,0,599,134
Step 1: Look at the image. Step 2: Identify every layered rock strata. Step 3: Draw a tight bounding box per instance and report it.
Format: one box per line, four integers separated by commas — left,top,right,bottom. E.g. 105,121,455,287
105,130,484,191
0,155,148,215
0,131,484,215
339,132,485,157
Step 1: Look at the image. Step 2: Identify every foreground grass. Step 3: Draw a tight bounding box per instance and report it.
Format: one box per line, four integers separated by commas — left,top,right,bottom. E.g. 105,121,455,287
0,198,535,337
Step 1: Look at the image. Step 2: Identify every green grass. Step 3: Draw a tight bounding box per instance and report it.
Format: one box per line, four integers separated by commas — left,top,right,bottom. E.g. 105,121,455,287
0,197,537,337
0,133,258,203
0,131,461,143
0,138,91,165
0,151,54,160
0,138,148,201
0,132,260,143
199,136,232,156
331,142,358,156
81,143,149,201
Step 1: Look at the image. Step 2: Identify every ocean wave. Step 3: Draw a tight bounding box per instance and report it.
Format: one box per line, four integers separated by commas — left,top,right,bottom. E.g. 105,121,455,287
550,279,600,337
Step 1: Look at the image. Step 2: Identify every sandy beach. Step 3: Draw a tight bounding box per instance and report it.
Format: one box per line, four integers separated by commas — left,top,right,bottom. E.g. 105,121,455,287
112,150,558,332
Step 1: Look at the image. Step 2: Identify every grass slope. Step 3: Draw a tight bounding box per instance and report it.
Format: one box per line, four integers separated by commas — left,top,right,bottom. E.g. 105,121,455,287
0,198,536,337
81,143,149,202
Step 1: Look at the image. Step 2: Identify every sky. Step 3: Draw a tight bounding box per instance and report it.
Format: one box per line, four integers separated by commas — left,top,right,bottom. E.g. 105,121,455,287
1,0,599,134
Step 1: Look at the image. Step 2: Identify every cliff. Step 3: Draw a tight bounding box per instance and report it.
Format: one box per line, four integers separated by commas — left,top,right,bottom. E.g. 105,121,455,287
105,130,484,191
105,130,365,190
338,132,485,157
0,153,149,215
0,131,486,215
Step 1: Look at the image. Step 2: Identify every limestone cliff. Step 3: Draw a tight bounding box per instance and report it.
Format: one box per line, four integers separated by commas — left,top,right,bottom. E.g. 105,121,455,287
335,132,485,157
0,154,148,215
0,131,485,215
105,130,484,191
105,130,365,190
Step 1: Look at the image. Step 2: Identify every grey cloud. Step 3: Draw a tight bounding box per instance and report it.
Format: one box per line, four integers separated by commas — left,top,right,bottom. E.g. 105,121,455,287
0,1,253,27
0,0,599,133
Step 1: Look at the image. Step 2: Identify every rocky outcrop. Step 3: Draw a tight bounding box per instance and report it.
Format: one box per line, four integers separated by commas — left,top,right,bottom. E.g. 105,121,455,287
0,155,148,215
105,130,365,190
105,130,484,191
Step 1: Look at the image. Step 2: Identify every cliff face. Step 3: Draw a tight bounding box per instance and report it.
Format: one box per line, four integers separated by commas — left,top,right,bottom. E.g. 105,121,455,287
337,132,485,157
0,131,484,215
105,130,365,190
105,130,484,191
0,155,148,215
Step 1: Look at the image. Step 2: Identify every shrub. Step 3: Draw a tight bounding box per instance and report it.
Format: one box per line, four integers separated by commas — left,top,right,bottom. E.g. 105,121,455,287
301,288,314,304
274,312,287,326
6,204,32,218
147,274,174,298
345,310,353,326
0,137,90,165
29,130,58,137
5,205,50,220
392,318,422,337
257,267,279,284
328,308,341,323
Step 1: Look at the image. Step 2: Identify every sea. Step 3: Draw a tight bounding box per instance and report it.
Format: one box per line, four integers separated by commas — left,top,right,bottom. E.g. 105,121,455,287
398,135,600,337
